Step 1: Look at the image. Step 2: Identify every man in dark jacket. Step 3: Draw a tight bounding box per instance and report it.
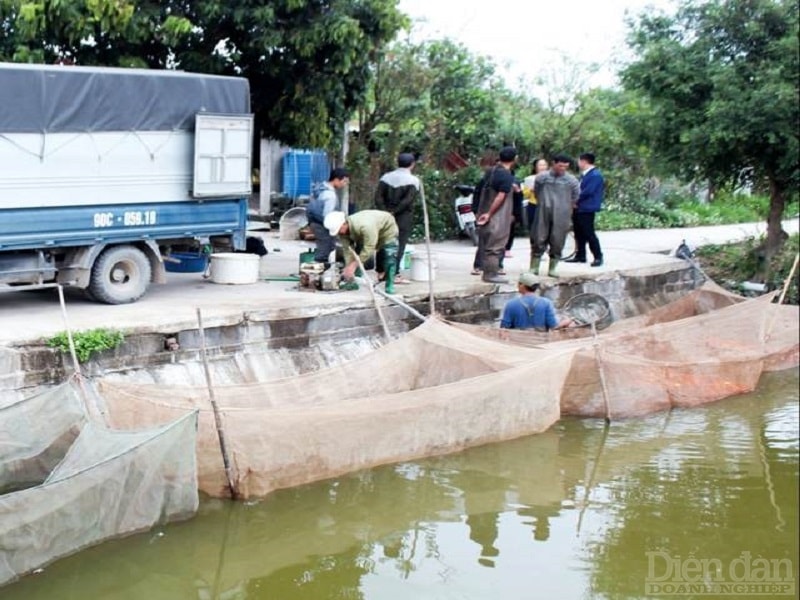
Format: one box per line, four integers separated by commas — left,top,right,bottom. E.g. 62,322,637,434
567,152,604,267
374,152,420,284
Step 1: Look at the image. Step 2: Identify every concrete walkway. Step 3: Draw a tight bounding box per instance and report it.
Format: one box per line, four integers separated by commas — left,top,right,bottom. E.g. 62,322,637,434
0,219,796,345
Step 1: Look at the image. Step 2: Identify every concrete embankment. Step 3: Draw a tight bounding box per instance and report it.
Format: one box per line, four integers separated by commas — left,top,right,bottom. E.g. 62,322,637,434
6,218,796,396
1,257,701,395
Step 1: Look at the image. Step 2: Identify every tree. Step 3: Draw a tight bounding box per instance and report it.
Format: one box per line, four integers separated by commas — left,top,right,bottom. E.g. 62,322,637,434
0,0,406,147
622,0,800,257
423,39,498,162
354,39,499,162
354,40,434,164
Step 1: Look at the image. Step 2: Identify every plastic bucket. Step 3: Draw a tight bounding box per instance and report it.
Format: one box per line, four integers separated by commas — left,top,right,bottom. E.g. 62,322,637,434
279,207,309,241
209,253,260,284
410,253,437,282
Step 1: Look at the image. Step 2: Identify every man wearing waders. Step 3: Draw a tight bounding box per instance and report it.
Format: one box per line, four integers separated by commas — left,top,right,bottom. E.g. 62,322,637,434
530,154,580,277
475,146,517,284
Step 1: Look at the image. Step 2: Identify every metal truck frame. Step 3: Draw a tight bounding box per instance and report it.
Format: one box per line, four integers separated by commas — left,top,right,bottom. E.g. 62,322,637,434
0,63,253,304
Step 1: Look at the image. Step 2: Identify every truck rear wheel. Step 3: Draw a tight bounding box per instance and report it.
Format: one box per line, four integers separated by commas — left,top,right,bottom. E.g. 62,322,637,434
89,245,151,304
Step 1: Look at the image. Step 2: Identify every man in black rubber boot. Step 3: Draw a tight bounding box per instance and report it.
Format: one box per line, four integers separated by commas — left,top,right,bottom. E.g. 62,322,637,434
567,152,604,267
374,152,420,285
475,146,517,284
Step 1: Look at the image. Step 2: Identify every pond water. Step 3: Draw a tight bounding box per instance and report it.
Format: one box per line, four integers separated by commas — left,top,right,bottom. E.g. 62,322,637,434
4,370,798,600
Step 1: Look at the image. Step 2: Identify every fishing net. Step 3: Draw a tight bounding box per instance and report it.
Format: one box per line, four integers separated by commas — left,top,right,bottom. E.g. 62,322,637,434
0,384,199,586
0,384,85,494
452,281,744,346
562,293,612,329
464,289,797,419
97,320,577,499
94,284,798,499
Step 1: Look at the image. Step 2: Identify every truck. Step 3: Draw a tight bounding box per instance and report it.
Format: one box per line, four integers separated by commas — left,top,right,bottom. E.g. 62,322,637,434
0,62,254,304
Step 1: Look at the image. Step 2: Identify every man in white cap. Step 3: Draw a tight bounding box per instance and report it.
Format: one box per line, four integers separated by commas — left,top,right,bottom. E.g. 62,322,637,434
500,272,572,330
324,210,400,294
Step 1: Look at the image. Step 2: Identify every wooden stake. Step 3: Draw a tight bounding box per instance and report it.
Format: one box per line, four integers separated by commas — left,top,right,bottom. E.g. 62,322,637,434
57,284,82,380
418,180,436,317
57,284,98,421
591,320,613,424
764,252,799,342
777,252,799,306
196,308,239,500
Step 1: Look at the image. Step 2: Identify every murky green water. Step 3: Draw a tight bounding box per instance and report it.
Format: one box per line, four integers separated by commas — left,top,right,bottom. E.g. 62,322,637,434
4,370,798,600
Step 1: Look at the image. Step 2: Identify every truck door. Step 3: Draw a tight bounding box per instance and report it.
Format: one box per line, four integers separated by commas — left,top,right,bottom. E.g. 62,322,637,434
193,114,254,198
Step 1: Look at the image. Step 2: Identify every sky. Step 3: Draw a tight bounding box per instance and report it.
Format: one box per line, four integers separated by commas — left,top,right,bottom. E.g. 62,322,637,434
396,0,676,92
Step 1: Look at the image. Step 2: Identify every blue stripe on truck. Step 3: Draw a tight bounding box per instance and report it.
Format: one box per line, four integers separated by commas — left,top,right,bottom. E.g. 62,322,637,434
0,199,248,251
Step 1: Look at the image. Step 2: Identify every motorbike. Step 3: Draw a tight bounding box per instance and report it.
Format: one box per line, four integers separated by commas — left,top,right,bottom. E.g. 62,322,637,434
453,184,479,246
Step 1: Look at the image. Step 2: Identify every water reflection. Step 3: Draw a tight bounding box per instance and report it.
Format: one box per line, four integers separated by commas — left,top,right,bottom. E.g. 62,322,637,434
3,370,797,600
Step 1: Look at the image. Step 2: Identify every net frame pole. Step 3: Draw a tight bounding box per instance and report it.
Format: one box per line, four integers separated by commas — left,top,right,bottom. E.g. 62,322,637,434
353,253,392,343
418,180,436,317
591,321,612,424
375,287,427,322
196,307,239,500
56,284,98,421
765,252,799,342
777,252,799,306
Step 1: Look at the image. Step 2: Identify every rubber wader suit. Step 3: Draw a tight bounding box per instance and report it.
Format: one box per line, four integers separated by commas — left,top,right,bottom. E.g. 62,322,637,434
476,167,514,281
530,171,580,276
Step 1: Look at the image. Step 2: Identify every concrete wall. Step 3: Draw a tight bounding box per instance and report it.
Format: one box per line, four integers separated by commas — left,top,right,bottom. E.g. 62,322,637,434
1,263,703,395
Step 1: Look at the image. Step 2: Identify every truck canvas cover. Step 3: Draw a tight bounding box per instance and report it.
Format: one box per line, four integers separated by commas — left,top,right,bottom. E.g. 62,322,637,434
0,62,250,133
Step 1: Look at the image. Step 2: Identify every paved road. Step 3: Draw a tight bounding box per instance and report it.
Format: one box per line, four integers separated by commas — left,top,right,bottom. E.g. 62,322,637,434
0,219,796,345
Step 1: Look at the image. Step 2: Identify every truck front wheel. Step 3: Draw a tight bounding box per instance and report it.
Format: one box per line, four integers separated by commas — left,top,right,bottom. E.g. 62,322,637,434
89,245,151,304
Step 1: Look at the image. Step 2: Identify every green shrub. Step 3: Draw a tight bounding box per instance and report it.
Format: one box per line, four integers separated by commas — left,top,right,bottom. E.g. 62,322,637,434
48,328,125,363
694,234,799,305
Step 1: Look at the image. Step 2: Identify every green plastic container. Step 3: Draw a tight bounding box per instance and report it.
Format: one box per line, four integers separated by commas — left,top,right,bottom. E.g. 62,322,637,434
299,249,317,271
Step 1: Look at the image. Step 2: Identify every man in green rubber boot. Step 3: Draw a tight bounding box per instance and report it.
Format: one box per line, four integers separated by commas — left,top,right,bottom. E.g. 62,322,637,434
529,153,580,277
324,210,400,294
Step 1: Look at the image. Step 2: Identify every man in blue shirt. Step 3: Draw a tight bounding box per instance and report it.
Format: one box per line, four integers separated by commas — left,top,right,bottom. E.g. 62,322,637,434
307,168,349,264
500,272,572,330
567,153,604,267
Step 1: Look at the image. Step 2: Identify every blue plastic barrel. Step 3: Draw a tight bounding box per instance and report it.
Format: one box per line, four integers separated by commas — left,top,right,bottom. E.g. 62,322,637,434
282,150,331,198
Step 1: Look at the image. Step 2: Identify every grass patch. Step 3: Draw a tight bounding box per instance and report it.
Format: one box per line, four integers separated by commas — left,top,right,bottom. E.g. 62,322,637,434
48,328,125,363
694,233,799,304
